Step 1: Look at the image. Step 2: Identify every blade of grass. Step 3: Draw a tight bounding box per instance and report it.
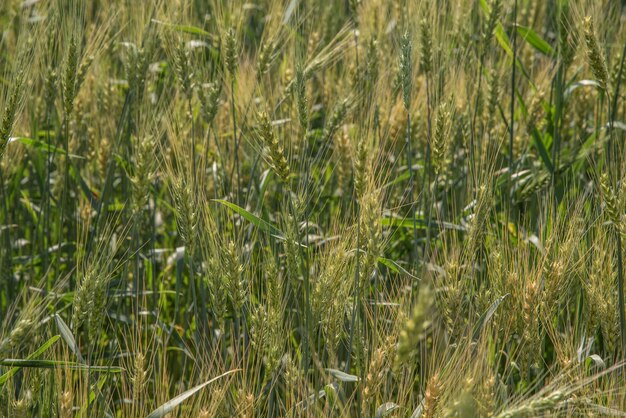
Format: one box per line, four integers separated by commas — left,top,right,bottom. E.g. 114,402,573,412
0,335,60,385
146,369,239,418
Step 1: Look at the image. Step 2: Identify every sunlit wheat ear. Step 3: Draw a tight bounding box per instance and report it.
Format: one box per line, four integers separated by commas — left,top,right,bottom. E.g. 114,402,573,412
353,134,368,198
422,373,441,418
172,178,198,255
174,42,194,99
257,38,278,77
62,36,92,118
483,0,502,47
257,111,291,185
494,390,565,418
0,317,33,356
11,397,30,417
600,173,621,230
295,66,308,131
395,284,435,368
62,36,78,117
198,82,220,125
224,27,238,79
44,67,58,110
130,135,157,224
223,240,246,311
485,69,499,133
60,390,73,417
419,18,432,76
75,54,94,96
432,102,451,175
360,37,379,96
323,98,348,142
359,190,382,290
250,257,283,373
361,339,393,415
125,45,148,99
0,69,24,158
582,16,608,91
399,32,412,111
72,265,105,341
465,185,490,261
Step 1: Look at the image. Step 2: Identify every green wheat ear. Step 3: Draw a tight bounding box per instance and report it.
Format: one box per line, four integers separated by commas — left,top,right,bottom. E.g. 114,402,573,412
419,18,432,76
582,16,608,90
399,31,412,111
224,27,238,79
433,102,451,174
483,0,502,47
600,173,621,229
257,111,291,185
295,65,308,131
0,69,24,158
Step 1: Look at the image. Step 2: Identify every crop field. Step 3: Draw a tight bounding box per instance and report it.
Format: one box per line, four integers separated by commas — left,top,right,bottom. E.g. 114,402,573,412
1,0,626,416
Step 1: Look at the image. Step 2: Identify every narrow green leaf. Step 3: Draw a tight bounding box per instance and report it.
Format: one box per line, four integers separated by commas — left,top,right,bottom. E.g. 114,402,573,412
0,335,60,385
516,25,554,57
146,369,239,418
213,199,282,235
586,354,605,369
55,314,84,362
472,294,509,340
283,0,298,24
151,19,213,38
378,257,420,280
69,162,99,211
325,368,359,382
381,217,466,231
376,402,401,418
565,80,602,97
493,23,534,85
608,121,626,132
383,170,411,189
9,137,84,159
530,127,555,173
0,359,122,372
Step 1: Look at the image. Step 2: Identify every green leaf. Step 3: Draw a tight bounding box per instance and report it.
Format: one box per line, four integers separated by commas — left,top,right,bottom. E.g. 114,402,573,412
472,294,509,340
383,170,411,189
9,137,84,159
586,354,605,369
146,369,239,418
0,359,122,372
497,24,534,83
66,160,99,211
381,217,466,231
283,0,298,24
378,257,420,280
325,368,359,382
55,314,84,362
530,127,555,173
565,80,603,97
376,402,401,418
0,335,60,385
213,199,282,236
516,25,554,57
151,19,213,38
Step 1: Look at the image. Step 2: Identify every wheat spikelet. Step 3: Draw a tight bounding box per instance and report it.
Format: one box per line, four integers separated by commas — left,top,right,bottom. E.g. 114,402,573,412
419,18,432,76
395,284,434,367
224,27,238,79
582,16,608,90
399,32,412,110
257,111,291,185
433,102,451,174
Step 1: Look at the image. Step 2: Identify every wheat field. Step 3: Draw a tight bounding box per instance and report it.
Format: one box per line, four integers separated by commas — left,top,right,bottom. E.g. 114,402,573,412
0,0,626,416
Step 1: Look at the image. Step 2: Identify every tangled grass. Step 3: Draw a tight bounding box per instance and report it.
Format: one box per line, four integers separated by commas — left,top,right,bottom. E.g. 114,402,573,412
1,0,626,416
